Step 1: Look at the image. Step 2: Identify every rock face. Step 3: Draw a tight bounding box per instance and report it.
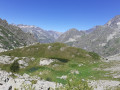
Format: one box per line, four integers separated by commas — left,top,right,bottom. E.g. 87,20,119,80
0,18,37,50
17,24,62,43
56,28,85,45
57,15,120,57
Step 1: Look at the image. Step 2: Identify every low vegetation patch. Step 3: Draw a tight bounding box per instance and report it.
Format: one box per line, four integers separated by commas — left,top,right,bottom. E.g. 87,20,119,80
10,60,20,73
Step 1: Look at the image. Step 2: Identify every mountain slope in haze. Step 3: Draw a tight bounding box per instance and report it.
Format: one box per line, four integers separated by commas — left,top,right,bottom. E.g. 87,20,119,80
0,18,37,50
56,28,86,45
17,24,62,43
48,30,62,39
57,15,120,57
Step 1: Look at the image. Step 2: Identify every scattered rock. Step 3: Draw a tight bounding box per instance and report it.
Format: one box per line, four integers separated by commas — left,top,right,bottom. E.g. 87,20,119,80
31,57,35,61
53,64,59,67
39,58,55,66
57,75,67,80
23,73,30,79
78,64,83,67
48,46,52,49
18,60,28,68
89,80,120,90
71,70,79,74
0,69,61,90
13,57,19,61
0,56,12,64
86,54,91,57
60,47,66,51
72,55,75,57
0,48,7,53
39,72,42,75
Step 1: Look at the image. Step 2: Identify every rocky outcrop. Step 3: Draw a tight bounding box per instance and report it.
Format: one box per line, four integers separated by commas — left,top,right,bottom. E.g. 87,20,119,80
0,69,61,90
0,55,35,68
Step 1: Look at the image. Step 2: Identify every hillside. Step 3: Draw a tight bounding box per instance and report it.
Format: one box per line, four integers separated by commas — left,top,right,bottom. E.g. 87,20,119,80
0,43,120,89
0,43,102,89
0,42,100,62
0,18,37,50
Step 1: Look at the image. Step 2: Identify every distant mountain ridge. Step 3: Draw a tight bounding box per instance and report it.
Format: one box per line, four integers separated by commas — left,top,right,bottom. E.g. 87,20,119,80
56,28,85,44
17,24,62,43
1,15,120,57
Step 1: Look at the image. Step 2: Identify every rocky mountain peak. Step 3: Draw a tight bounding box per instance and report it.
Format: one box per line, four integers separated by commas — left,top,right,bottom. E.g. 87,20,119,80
17,24,62,43
17,24,42,31
105,15,120,28
56,28,85,43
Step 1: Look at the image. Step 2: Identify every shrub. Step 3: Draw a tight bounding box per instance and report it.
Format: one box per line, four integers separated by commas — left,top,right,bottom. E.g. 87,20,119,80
10,60,20,72
31,80,37,84
46,77,52,81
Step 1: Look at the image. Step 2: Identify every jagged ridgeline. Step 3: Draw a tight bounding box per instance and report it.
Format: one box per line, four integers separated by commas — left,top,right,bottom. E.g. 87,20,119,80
56,15,120,57
17,24,62,43
0,43,100,62
0,18,37,49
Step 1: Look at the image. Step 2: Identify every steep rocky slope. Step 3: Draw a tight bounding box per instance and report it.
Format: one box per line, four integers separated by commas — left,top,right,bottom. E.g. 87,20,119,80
0,18,37,50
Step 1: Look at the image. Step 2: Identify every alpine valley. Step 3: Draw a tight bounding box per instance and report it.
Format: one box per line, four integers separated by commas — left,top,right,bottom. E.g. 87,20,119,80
0,15,120,90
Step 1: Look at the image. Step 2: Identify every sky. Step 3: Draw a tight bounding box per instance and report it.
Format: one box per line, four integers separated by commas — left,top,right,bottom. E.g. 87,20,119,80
0,0,120,32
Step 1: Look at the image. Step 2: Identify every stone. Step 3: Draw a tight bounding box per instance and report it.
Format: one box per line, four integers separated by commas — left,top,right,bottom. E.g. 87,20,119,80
39,58,55,66
8,86,12,90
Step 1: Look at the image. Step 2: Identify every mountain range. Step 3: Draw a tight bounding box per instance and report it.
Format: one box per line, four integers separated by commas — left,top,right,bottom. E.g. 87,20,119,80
0,15,120,90
0,18,37,50
0,15,120,57
57,15,120,57
17,24,62,43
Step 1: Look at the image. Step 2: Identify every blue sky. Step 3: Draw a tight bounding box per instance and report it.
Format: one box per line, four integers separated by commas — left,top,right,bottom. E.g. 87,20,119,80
0,0,120,32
